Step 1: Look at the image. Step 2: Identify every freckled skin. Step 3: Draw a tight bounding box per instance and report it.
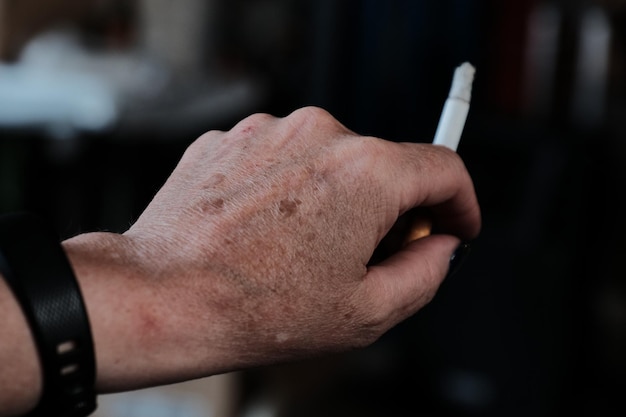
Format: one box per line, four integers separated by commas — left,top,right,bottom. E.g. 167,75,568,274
120,107,479,376
278,199,301,217
1,107,480,410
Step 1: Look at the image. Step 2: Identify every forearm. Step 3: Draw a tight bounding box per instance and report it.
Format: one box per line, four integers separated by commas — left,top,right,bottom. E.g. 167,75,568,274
61,232,220,392
66,232,247,389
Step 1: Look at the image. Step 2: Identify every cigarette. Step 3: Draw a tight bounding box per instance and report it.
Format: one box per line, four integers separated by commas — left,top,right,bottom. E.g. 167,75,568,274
404,63,475,244
433,62,475,151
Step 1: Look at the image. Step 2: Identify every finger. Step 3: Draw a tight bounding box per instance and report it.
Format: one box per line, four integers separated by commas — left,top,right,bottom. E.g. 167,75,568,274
382,142,481,240
361,234,460,329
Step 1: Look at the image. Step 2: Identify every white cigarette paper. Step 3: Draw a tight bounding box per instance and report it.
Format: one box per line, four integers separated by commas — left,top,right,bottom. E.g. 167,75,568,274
432,62,475,151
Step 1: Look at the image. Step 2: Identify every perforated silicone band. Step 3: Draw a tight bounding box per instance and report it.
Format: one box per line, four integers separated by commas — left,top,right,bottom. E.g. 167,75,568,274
0,213,96,417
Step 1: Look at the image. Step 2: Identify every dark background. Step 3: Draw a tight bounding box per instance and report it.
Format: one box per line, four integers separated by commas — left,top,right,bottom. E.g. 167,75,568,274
1,0,625,416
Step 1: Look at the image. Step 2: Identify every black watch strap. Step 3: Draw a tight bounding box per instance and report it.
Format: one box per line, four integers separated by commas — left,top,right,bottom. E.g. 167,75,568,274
0,213,97,417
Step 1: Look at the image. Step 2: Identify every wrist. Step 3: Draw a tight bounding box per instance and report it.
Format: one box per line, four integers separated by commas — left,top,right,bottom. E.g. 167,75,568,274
62,232,162,392
62,232,237,392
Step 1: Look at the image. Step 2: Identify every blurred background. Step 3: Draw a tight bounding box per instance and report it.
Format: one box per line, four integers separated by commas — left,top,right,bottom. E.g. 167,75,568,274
1,0,625,416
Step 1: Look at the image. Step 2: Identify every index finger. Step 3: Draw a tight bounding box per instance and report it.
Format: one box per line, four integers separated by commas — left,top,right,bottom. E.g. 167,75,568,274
382,142,481,241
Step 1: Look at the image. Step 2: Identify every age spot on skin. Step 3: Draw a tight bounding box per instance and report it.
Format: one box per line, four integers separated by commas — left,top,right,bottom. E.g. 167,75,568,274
202,174,226,190
278,199,301,217
201,198,225,214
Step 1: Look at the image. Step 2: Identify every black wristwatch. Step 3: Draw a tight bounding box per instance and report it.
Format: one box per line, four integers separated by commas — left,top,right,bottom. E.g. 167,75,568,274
0,213,97,417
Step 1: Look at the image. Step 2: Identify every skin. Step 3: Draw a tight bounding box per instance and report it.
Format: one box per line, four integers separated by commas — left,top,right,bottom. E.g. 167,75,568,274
0,107,480,416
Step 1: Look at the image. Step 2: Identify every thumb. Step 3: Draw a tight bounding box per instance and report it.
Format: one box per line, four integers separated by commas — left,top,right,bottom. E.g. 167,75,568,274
362,234,461,329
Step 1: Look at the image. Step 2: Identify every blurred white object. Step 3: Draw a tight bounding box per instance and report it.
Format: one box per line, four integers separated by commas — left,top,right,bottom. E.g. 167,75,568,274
92,373,240,417
0,30,167,138
0,27,264,140
0,63,117,138
571,7,612,127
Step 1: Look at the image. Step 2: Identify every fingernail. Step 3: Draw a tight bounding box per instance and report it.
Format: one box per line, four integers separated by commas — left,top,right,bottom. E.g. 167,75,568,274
447,242,471,279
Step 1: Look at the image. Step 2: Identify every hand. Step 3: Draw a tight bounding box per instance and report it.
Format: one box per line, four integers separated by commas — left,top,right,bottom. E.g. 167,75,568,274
62,106,480,393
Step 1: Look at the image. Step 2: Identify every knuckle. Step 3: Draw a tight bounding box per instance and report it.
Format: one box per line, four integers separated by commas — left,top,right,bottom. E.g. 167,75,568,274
357,136,387,159
290,105,331,120
287,106,346,132
181,130,220,161
332,136,384,175
195,129,222,146
231,112,276,135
